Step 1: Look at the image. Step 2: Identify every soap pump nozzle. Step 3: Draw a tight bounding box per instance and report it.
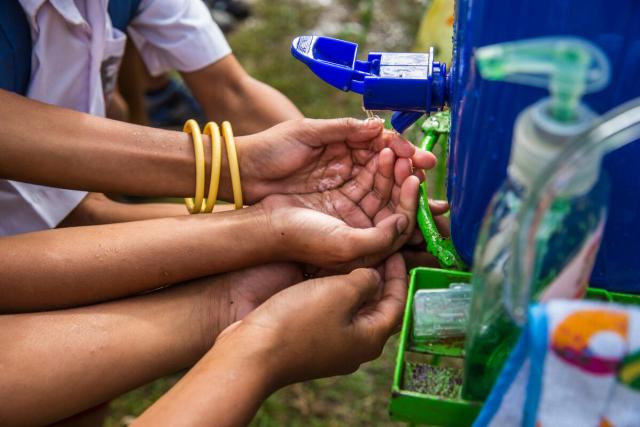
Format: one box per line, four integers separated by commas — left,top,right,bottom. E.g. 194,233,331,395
476,37,610,123
475,37,611,192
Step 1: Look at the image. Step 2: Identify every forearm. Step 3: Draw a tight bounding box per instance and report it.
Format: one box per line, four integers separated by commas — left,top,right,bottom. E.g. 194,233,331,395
67,199,187,223
58,193,187,227
213,76,303,134
134,340,275,427
59,193,239,226
0,206,275,312
0,276,228,427
182,56,302,135
0,89,238,200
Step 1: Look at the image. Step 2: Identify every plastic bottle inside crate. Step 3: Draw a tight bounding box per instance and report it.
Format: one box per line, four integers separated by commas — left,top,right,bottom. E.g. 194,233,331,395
413,283,471,342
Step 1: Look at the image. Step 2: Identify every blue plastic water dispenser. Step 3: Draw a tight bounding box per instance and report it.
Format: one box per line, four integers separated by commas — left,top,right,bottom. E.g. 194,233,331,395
292,0,640,293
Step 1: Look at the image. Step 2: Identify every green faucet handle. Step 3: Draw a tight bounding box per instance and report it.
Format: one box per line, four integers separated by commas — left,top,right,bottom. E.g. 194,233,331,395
416,112,466,270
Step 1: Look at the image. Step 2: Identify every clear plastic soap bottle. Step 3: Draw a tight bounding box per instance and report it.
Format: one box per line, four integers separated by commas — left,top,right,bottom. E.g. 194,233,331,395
509,98,640,323
461,37,612,400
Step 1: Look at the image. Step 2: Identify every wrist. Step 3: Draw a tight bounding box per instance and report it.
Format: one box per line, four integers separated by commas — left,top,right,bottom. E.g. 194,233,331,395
254,198,295,262
138,321,280,427
217,134,258,204
214,204,281,264
207,323,286,394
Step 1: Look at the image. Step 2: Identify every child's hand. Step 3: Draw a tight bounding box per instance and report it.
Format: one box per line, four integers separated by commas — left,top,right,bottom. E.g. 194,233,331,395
259,174,419,272
236,117,435,203
255,138,421,273
213,253,407,388
134,255,407,427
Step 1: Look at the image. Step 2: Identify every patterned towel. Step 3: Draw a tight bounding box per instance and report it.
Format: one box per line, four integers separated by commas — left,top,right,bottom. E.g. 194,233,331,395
474,300,640,427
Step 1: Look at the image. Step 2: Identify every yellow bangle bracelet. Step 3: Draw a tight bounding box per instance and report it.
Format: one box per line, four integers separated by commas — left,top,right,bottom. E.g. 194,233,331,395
202,122,222,213
221,121,243,209
183,119,205,214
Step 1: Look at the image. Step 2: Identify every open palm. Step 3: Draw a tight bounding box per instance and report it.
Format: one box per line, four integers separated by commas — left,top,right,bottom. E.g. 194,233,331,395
259,145,420,274
238,118,434,203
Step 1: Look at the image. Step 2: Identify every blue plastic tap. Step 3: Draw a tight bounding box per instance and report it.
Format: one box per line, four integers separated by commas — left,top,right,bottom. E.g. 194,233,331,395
291,36,448,132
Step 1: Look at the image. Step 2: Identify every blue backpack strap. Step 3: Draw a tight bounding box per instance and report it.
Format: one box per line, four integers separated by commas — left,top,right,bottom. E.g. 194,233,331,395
0,1,32,95
108,0,143,32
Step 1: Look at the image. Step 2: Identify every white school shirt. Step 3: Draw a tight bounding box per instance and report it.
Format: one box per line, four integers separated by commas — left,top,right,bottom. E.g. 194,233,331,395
0,0,231,236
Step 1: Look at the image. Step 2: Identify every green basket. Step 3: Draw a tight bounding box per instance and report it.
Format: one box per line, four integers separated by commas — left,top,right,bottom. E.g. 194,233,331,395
389,268,480,426
389,267,640,426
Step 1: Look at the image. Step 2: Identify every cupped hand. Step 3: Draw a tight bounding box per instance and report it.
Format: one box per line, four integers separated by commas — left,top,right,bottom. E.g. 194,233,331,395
214,253,408,387
237,118,435,203
194,262,303,351
256,137,420,272
259,168,420,272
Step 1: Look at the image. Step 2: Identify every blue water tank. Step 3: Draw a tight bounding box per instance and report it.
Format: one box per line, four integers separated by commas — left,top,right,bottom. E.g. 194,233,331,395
448,0,640,292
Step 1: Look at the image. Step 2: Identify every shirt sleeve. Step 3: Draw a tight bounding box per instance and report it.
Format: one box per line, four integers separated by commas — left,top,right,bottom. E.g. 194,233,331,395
126,0,232,76
0,181,87,236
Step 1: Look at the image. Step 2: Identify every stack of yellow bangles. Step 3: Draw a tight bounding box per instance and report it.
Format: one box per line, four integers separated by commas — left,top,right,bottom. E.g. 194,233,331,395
183,119,243,214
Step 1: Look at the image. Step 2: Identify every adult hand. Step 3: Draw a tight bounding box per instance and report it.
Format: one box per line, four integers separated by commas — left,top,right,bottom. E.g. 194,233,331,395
236,118,435,203
216,253,408,387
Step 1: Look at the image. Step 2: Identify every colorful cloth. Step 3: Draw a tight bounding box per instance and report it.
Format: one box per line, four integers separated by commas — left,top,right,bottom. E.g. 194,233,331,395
474,300,640,427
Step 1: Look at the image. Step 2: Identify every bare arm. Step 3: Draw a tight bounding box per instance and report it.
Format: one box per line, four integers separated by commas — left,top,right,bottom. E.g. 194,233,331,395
1,174,415,313
0,91,429,205
0,206,273,311
181,55,303,135
0,280,213,427
0,262,301,427
57,193,237,227
0,93,421,312
58,193,186,226
135,255,407,427
136,337,273,427
0,89,237,200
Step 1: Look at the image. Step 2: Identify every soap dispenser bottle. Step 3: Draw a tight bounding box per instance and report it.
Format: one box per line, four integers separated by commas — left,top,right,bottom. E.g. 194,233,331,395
508,97,640,325
460,37,611,400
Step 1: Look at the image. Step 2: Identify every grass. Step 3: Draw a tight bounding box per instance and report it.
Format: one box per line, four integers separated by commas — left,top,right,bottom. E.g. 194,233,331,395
251,336,402,427
106,1,423,425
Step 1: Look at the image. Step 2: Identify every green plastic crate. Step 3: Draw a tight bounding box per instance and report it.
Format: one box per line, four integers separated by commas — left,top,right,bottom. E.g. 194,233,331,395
389,268,480,426
389,267,640,426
